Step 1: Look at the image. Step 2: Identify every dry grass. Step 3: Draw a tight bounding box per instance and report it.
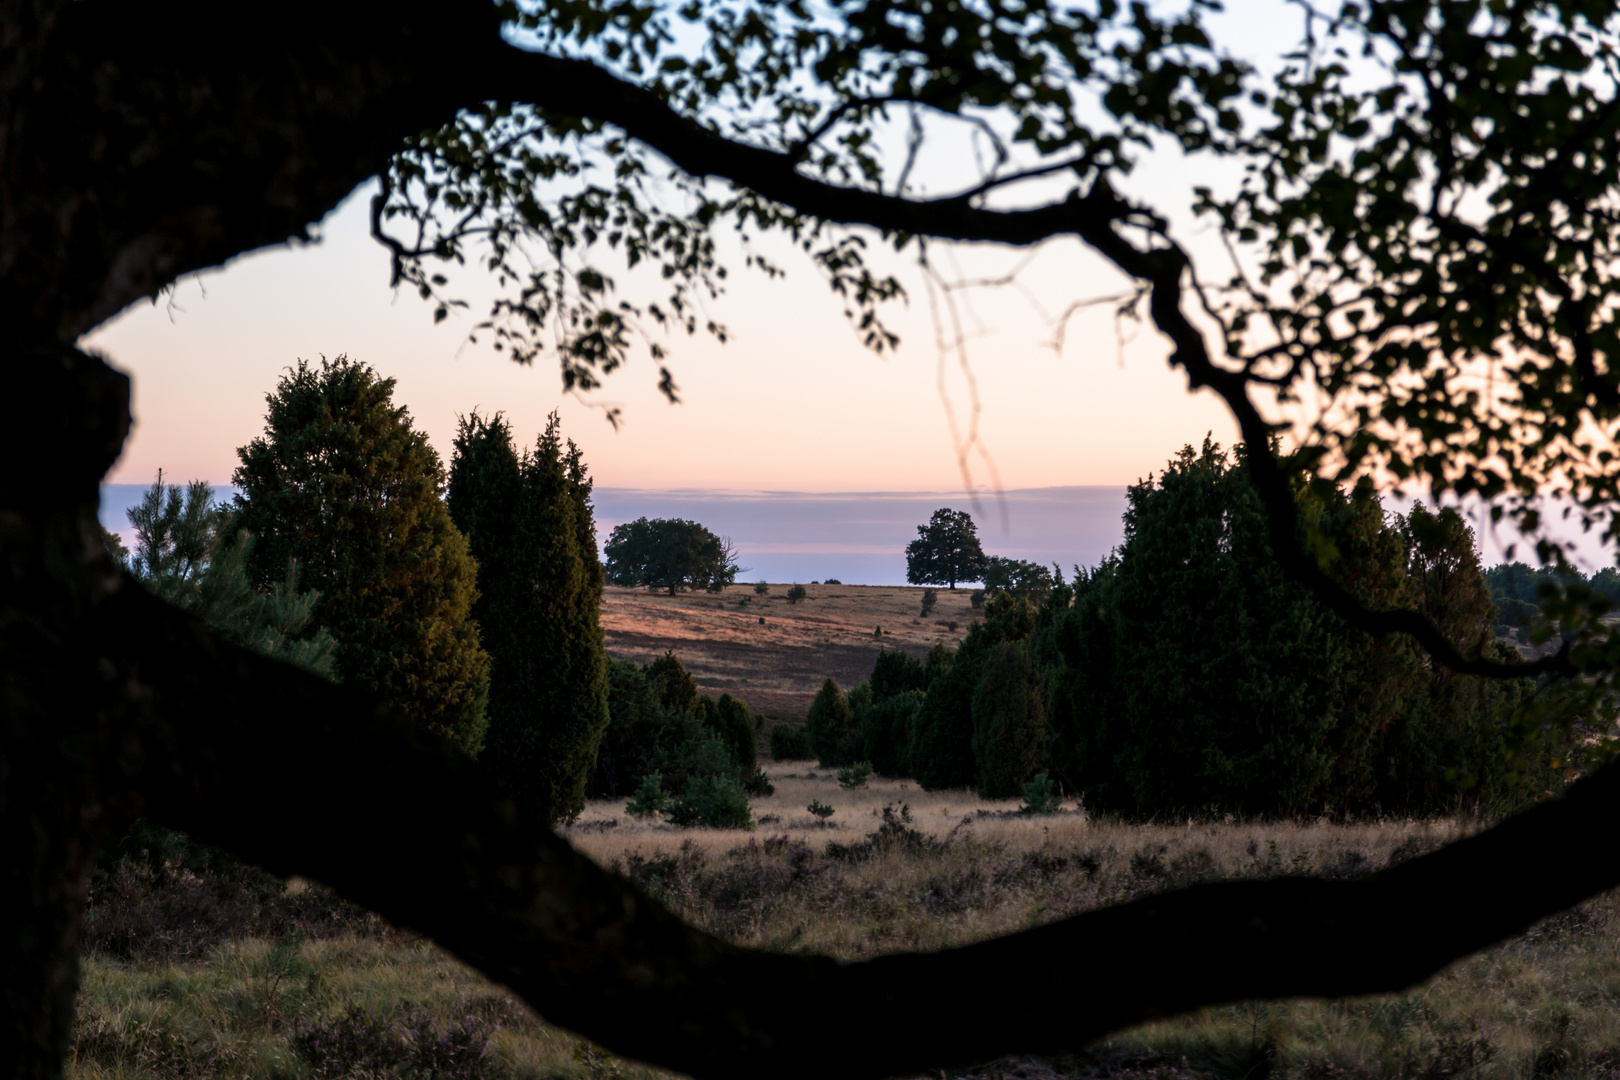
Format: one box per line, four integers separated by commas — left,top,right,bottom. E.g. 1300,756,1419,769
70,765,1620,1080
601,583,973,720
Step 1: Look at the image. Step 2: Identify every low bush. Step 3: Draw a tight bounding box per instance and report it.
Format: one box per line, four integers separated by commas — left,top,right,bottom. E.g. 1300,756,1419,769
1021,772,1062,814
786,584,807,605
770,722,814,760
667,775,754,829
920,588,938,617
293,1004,500,1080
85,821,379,962
836,761,872,789
624,774,669,819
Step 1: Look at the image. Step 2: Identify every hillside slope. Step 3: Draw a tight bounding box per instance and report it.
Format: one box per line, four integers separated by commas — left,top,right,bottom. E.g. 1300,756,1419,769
601,583,975,720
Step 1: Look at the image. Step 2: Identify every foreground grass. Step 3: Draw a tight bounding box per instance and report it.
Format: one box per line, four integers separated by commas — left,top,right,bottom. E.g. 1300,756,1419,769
71,764,1620,1080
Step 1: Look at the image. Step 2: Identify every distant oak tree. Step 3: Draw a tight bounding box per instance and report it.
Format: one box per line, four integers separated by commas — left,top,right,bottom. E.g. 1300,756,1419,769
906,509,988,590
603,517,744,594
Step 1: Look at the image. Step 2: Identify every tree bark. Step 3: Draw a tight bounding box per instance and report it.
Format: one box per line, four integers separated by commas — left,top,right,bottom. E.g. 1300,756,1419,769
4,2,1618,1078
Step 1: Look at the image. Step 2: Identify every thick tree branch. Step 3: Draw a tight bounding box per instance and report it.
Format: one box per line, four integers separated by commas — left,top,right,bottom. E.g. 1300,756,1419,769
486,47,1565,679
112,582,1620,1080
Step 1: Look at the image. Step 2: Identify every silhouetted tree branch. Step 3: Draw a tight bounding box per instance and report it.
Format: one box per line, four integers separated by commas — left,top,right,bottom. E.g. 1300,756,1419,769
7,3,1620,1078
109,578,1620,1079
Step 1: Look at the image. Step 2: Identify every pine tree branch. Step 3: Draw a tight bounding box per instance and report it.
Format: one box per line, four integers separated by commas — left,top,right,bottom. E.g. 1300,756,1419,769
113,582,1619,1080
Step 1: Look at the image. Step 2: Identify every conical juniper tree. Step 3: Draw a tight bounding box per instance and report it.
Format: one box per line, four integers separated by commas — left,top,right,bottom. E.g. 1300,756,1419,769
449,410,609,823
231,356,490,754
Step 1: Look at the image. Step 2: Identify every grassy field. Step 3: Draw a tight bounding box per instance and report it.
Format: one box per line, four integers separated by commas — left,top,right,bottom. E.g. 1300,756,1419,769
70,763,1620,1080
601,582,973,720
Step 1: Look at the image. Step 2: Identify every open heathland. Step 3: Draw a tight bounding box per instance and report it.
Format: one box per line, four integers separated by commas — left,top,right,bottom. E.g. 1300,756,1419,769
72,763,1620,1080
600,583,977,721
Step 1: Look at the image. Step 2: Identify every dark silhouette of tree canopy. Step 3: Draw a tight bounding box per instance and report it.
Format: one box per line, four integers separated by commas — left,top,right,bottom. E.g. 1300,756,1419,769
603,517,743,594
16,2,1620,1078
905,508,988,589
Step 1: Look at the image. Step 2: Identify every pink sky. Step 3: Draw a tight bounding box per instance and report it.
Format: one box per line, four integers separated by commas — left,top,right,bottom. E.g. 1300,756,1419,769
84,184,1237,496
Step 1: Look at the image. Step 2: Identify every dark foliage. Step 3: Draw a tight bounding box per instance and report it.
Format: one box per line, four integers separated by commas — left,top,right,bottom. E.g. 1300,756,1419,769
84,823,381,962
646,651,700,713
231,356,489,753
593,659,666,798
603,518,743,594
862,691,925,777
804,678,861,767
909,594,1036,791
1048,441,1539,818
769,722,815,761
982,557,1057,603
711,693,760,773
126,477,338,674
589,654,763,827
970,639,1048,799
905,509,988,590
449,411,609,823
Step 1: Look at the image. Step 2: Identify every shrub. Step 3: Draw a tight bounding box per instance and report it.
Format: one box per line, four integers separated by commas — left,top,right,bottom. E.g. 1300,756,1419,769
711,693,759,772
293,1004,500,1080
786,584,807,605
1021,772,1062,815
805,678,860,767
232,355,490,752
667,775,753,829
909,595,1034,790
861,690,925,777
807,799,835,822
837,761,872,789
970,589,985,609
742,768,776,796
646,651,699,713
825,578,842,585
625,774,669,818
920,588,938,617
971,639,1049,799
449,410,609,823
753,580,770,595
769,722,814,760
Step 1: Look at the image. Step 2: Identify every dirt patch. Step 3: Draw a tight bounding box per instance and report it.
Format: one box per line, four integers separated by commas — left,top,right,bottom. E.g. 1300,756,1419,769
601,583,977,720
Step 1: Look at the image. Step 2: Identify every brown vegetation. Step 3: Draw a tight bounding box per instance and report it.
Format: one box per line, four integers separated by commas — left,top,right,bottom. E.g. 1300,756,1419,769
69,764,1620,1080
600,584,974,720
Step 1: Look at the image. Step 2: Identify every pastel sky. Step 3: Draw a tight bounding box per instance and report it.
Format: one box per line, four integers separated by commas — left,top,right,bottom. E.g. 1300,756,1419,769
78,4,1334,497
84,182,1237,495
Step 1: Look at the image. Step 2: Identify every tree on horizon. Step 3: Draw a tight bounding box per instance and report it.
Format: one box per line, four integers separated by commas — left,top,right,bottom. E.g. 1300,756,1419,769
905,509,988,590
